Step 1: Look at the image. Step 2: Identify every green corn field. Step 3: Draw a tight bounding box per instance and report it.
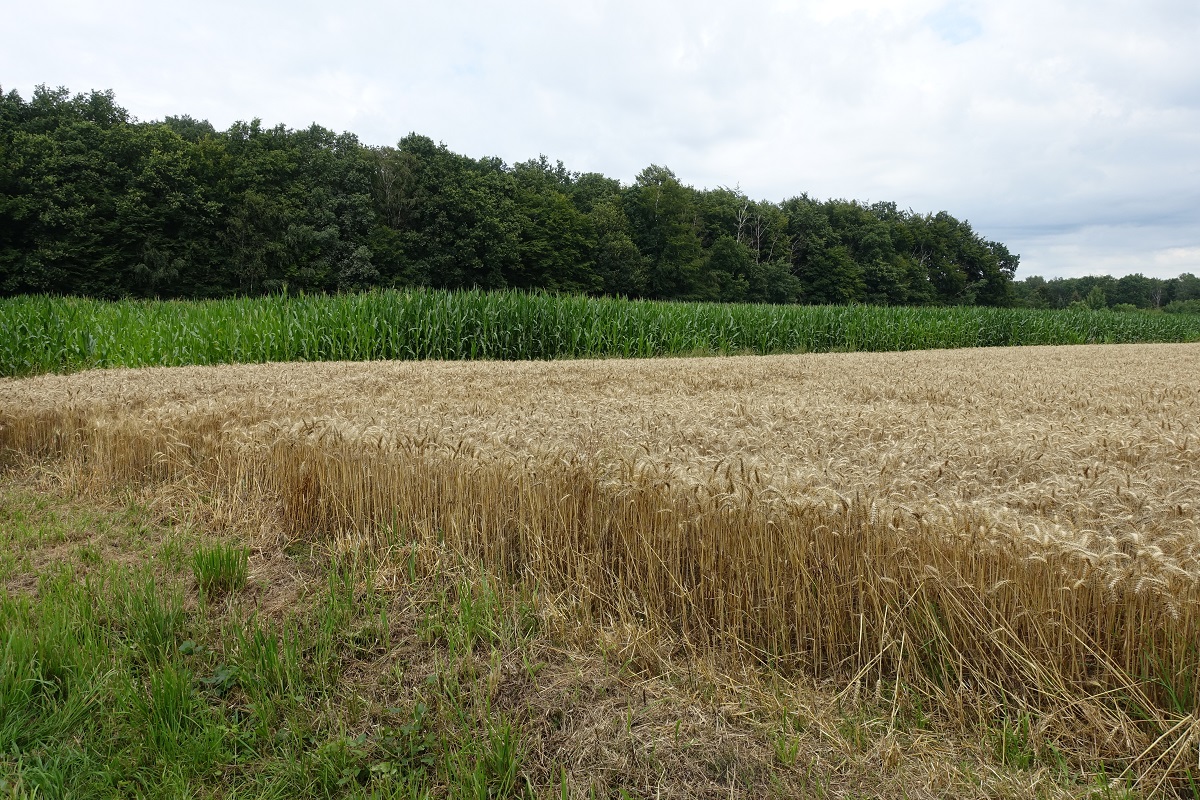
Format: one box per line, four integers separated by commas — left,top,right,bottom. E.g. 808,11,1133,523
4,288,1200,376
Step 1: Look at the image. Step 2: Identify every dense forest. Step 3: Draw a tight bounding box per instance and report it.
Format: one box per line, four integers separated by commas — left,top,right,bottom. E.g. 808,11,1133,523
3,85,1194,312
1,85,1024,305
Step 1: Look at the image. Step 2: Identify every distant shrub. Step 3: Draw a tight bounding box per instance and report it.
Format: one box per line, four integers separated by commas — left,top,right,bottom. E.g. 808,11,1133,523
1164,299,1200,315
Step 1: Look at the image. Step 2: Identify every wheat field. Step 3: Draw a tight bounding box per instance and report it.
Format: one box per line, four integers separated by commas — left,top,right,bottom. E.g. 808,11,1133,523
3,343,1200,782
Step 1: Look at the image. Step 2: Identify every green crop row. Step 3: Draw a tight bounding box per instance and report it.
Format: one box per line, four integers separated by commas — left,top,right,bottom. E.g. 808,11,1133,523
4,289,1200,377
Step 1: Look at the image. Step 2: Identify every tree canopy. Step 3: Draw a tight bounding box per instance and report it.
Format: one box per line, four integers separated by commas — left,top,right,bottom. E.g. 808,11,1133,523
1011,272,1200,313
1,84,1028,306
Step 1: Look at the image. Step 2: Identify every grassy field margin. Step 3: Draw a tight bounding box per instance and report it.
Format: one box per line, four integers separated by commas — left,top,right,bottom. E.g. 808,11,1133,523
0,463,1153,799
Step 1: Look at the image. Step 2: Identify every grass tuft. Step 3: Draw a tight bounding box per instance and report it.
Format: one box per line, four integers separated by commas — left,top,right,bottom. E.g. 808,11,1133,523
191,542,249,595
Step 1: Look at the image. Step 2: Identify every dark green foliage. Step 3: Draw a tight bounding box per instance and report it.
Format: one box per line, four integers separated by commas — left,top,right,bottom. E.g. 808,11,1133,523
4,289,1200,377
0,86,375,299
1013,272,1200,312
1,84,1025,309
369,135,518,291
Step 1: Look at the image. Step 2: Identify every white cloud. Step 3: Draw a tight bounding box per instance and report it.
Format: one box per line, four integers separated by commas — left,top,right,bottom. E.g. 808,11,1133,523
997,219,1200,279
4,0,1199,278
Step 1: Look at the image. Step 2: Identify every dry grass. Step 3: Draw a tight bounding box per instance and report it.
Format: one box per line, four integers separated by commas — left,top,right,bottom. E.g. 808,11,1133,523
3,343,1200,792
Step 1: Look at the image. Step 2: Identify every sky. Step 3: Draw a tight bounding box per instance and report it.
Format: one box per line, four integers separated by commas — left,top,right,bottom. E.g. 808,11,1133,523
5,0,1200,280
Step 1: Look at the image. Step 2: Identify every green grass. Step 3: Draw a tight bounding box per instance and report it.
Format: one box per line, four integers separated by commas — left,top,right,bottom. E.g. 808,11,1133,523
4,288,1200,376
0,488,534,800
192,542,250,595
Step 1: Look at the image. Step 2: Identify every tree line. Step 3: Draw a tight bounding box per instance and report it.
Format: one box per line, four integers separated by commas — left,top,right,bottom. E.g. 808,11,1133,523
5,85,1024,305
1011,273,1200,314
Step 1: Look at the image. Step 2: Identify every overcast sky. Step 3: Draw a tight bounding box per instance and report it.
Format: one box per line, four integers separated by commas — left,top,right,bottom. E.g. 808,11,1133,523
5,0,1200,279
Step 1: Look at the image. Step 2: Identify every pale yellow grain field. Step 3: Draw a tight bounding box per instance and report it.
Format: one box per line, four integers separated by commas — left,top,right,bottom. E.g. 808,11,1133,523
4,343,1200,781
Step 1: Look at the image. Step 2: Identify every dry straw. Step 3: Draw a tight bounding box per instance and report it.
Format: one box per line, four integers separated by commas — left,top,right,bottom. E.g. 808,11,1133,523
3,343,1199,784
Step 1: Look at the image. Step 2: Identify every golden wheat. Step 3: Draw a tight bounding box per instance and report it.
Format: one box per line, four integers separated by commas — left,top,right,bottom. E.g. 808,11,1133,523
3,343,1200,776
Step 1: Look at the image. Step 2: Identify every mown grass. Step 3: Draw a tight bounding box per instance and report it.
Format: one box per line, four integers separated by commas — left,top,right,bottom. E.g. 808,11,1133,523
4,288,1200,376
0,485,535,800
